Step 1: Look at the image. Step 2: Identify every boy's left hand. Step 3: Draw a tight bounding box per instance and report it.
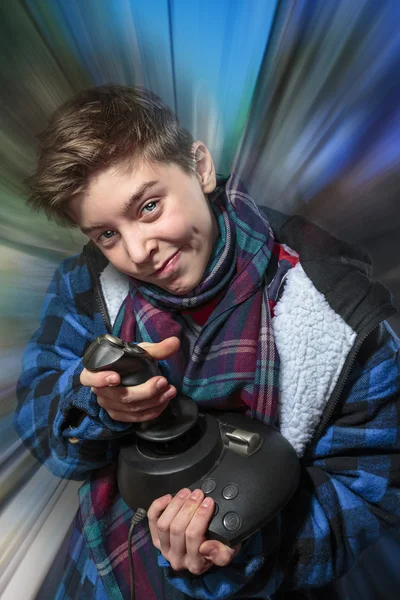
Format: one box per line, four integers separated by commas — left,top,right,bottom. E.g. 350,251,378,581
147,488,241,575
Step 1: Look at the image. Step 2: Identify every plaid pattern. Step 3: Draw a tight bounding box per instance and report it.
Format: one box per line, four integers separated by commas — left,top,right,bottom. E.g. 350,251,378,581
252,322,400,598
78,463,191,600
54,524,105,600
14,174,400,599
39,323,400,600
14,251,126,480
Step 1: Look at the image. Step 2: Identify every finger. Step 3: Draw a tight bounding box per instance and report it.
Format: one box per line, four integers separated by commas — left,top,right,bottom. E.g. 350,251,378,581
168,489,206,567
119,379,174,405
138,336,180,361
80,368,120,388
92,377,173,405
122,386,176,414
95,401,169,423
184,493,216,573
147,494,173,548
96,385,176,413
155,488,192,558
199,541,241,566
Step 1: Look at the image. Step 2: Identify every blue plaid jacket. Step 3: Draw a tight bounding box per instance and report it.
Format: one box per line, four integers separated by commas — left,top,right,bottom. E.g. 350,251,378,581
14,201,400,600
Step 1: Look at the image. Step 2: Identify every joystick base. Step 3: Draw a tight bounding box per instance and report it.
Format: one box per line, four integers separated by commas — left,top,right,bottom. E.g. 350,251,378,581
118,412,301,547
133,394,199,442
118,413,223,508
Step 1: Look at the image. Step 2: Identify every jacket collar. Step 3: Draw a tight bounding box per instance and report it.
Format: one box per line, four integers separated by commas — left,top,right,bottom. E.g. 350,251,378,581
259,203,395,335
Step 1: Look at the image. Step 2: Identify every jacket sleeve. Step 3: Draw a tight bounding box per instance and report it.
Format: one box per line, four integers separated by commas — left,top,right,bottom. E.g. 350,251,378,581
160,323,400,599
14,256,132,481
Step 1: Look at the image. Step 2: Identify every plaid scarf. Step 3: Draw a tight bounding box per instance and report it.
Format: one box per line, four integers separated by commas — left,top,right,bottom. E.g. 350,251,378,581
115,172,280,421
78,174,283,599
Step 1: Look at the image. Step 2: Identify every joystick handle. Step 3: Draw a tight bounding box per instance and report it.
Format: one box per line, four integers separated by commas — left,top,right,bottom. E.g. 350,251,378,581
83,334,198,442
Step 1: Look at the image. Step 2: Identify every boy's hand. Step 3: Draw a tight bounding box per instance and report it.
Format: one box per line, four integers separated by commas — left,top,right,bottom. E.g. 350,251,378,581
80,337,180,422
148,488,241,575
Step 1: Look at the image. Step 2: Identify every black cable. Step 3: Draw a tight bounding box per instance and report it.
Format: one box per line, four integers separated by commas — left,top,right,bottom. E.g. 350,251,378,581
128,508,148,600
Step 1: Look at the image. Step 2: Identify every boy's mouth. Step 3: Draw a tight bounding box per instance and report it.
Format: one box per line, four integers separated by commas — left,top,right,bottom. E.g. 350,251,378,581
152,249,181,277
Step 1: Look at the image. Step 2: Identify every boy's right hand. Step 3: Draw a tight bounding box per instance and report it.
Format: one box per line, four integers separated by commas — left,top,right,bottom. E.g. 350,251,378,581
80,337,180,423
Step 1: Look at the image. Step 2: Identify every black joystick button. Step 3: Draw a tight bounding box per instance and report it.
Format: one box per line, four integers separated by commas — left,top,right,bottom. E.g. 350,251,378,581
222,484,239,500
223,512,241,531
201,479,217,494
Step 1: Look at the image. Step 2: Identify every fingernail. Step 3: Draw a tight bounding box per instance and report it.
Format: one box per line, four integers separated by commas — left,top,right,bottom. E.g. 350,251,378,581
156,378,168,390
178,489,191,499
202,497,212,508
191,489,202,500
162,388,176,401
106,375,119,385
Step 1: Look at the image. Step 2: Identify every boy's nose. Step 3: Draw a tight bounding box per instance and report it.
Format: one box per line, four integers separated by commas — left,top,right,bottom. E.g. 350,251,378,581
124,233,157,266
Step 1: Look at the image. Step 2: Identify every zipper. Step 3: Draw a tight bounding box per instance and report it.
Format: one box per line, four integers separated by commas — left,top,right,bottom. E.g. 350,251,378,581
83,246,112,333
275,270,289,304
308,306,396,448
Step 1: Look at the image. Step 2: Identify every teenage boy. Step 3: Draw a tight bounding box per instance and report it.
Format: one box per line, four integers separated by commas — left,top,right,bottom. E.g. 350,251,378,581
15,85,400,600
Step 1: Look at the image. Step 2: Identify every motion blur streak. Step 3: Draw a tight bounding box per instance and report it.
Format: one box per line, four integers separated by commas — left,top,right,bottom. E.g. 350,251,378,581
0,1,398,599
235,0,400,335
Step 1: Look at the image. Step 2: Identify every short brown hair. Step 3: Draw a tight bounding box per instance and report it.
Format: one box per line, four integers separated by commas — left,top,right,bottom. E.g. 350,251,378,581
26,85,195,226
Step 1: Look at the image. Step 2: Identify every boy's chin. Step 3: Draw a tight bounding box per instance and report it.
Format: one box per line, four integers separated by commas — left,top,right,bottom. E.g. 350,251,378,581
156,274,203,296
158,280,198,296
125,270,204,296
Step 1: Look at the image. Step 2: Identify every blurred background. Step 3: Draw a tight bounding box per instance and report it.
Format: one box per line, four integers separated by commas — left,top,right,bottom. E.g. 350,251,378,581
0,0,399,598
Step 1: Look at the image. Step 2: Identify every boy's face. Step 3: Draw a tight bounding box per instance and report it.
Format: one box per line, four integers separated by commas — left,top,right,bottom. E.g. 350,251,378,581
68,153,218,296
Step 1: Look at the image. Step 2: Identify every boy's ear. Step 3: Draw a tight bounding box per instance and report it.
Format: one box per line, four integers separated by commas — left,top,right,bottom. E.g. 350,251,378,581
192,141,216,194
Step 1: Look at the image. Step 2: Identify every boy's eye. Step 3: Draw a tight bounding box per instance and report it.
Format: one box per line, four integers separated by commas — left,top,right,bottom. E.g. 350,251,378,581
142,200,158,214
98,230,116,243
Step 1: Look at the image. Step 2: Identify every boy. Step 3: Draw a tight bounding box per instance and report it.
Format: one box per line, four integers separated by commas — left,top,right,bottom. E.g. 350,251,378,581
15,85,400,600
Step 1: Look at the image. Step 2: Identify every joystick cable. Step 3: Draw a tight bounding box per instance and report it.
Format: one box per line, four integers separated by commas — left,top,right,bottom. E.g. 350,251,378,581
127,507,148,600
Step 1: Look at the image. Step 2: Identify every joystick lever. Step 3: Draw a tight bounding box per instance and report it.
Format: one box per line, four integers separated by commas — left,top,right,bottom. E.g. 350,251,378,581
83,334,199,443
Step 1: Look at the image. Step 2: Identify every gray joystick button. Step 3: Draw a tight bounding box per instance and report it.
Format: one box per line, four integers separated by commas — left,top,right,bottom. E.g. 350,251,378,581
201,479,217,494
213,503,219,517
125,343,146,355
104,334,124,348
222,484,239,500
223,512,241,531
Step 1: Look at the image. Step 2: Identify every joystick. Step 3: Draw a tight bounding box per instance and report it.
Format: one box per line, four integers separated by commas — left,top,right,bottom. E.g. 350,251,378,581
83,334,300,547
83,334,199,442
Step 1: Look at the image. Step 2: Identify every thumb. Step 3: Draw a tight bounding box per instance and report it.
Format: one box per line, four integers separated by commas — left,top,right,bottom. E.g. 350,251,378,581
138,336,180,361
199,541,241,564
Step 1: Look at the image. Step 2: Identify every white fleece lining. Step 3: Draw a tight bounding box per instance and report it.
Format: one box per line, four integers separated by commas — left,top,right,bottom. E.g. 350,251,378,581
100,263,130,326
100,261,356,457
272,263,356,456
